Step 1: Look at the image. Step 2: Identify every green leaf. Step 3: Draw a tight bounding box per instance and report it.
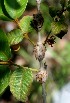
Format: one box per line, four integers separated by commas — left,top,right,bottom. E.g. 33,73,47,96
7,16,34,46
0,69,11,95
40,3,52,33
0,3,11,21
19,16,33,33
0,52,8,61
7,29,24,46
49,6,58,17
51,21,68,38
9,67,33,102
0,29,11,60
1,0,13,20
4,0,28,19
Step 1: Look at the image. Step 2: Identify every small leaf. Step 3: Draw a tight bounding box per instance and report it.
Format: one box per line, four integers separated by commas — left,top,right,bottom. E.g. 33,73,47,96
7,29,24,46
4,0,28,19
19,16,33,33
51,21,68,39
9,67,33,102
0,29,11,60
7,16,34,46
0,69,11,95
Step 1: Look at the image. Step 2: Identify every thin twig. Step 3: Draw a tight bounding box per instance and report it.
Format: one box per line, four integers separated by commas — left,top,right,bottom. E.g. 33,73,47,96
0,61,9,65
29,68,39,72
0,61,38,72
42,82,47,103
39,59,47,103
24,33,35,46
14,19,22,31
0,60,21,68
36,0,41,12
43,33,50,46
14,19,35,46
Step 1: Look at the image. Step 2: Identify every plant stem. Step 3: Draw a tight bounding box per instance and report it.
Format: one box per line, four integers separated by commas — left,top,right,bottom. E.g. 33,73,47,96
29,68,39,72
42,82,47,103
0,60,21,68
14,19,35,46
0,61,9,65
24,33,35,46
0,61,38,72
14,19,22,31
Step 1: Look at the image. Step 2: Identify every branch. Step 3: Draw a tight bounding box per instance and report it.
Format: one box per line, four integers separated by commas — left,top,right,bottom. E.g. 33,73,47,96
14,19,35,46
42,82,47,103
0,60,38,72
24,33,35,46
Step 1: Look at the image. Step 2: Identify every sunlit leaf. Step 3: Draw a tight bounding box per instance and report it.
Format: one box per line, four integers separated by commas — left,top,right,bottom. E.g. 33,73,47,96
19,16,33,33
7,16,34,46
3,0,28,19
9,67,33,102
51,21,68,39
7,29,24,46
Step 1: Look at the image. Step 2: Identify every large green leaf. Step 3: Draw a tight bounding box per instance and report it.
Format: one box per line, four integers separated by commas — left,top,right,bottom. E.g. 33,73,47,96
7,29,24,46
19,16,33,33
3,0,28,19
0,69,11,95
0,29,11,60
9,67,33,102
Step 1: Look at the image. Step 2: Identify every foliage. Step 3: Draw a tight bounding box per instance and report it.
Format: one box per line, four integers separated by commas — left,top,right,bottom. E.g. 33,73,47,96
0,0,70,103
9,67,33,102
0,69,11,95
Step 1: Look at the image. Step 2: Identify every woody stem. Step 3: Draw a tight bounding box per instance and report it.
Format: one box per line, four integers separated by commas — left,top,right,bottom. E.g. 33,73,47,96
42,82,47,103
